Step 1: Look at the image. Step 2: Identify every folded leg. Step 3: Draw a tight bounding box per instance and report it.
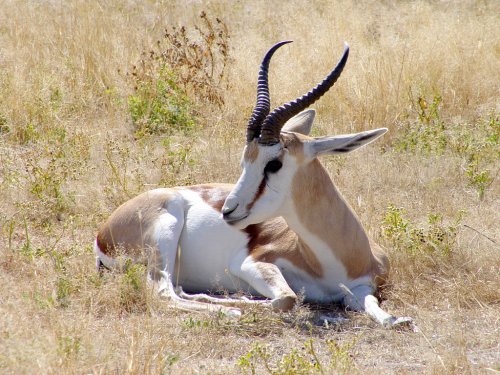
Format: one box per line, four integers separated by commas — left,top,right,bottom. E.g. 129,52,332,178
229,254,297,311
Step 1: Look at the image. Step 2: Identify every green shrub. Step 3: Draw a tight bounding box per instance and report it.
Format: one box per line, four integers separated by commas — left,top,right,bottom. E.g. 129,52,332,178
237,339,355,375
128,67,196,137
394,93,446,154
382,205,464,256
120,263,148,312
459,114,498,200
465,156,493,200
394,90,498,199
55,276,73,308
127,11,230,138
57,334,81,361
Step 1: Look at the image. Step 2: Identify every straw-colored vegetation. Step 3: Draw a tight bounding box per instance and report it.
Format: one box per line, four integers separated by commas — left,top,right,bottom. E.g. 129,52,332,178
0,1,498,373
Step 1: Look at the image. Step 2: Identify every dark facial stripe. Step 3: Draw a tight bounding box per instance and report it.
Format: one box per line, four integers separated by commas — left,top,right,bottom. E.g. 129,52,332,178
246,177,267,211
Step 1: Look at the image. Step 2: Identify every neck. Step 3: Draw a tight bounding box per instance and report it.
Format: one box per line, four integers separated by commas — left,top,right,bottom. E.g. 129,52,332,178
283,159,373,279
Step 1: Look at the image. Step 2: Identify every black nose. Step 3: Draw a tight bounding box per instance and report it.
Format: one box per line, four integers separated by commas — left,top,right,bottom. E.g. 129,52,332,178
222,204,238,219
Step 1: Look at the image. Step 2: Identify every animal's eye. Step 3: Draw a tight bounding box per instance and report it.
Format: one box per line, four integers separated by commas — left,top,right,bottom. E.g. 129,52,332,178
264,159,283,174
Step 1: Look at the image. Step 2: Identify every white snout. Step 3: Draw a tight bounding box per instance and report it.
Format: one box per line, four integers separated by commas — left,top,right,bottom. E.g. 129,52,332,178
221,194,248,224
221,194,239,215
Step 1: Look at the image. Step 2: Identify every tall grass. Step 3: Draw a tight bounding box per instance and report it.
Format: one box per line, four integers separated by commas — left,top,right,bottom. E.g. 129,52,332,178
0,0,498,373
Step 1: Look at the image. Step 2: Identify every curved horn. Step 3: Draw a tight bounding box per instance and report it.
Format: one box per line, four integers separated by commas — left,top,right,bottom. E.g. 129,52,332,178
246,40,292,143
259,43,349,145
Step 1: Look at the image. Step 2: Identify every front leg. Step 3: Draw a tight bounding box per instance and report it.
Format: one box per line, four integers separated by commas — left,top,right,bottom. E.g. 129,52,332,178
229,253,297,311
343,284,414,329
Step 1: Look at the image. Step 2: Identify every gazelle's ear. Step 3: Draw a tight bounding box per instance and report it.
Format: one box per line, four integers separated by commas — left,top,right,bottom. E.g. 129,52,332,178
282,109,315,135
307,128,387,157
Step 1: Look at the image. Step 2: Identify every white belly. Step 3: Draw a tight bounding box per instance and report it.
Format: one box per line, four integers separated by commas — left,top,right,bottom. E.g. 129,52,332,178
175,190,250,293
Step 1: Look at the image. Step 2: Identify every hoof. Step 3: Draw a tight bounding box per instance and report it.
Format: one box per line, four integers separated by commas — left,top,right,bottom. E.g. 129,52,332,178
271,295,296,311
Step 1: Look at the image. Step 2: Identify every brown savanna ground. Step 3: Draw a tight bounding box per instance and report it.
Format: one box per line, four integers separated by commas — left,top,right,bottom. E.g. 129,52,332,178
0,1,499,373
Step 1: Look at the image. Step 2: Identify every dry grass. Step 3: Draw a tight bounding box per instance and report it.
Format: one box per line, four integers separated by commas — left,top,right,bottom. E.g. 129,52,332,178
0,0,499,373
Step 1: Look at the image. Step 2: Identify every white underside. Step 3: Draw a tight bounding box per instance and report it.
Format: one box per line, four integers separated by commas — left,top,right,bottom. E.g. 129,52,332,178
175,190,253,293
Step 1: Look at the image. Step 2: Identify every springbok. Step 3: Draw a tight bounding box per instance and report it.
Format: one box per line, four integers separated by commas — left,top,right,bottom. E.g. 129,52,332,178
95,41,412,328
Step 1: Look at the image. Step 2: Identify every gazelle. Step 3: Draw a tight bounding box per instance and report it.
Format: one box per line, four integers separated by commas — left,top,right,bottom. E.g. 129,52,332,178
95,41,412,328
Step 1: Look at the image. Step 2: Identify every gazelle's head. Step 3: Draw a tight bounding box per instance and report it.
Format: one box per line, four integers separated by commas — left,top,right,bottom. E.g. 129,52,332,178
222,42,387,228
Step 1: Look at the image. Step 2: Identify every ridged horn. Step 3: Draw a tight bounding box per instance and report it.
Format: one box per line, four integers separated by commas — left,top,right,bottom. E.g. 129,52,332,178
259,43,349,145
246,41,292,143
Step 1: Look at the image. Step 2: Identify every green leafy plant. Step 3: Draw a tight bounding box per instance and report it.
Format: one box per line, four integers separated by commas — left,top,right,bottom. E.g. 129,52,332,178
395,92,447,154
57,334,81,360
181,316,216,330
465,156,493,200
237,339,355,375
15,122,40,144
161,352,180,372
55,276,73,308
382,205,464,256
120,263,148,312
457,114,498,200
128,67,196,137
32,290,55,310
394,91,498,200
127,11,230,138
